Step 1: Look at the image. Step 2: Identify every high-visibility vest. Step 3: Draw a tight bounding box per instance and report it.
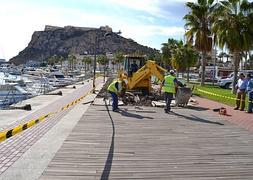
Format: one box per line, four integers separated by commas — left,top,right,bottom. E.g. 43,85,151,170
107,80,122,93
163,75,175,93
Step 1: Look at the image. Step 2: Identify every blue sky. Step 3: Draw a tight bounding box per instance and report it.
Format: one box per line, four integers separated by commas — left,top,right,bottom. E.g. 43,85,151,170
0,0,191,60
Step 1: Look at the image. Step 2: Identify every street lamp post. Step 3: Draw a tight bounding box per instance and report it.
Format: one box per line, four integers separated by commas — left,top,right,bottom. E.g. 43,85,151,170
92,36,98,93
92,31,121,93
212,35,216,86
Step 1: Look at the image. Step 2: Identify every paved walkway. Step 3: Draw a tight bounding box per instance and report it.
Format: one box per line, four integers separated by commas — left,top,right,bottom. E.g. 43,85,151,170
0,79,92,130
194,96,253,132
40,97,253,179
0,77,104,179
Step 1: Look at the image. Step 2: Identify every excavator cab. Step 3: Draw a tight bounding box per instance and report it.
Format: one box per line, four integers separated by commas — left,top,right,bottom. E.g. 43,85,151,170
118,55,167,95
123,55,145,76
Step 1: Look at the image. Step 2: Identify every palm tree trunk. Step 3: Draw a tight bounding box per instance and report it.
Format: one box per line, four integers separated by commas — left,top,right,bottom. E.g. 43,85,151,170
249,51,253,68
200,52,206,86
104,65,106,82
243,52,247,70
84,62,86,76
232,51,240,94
187,67,190,83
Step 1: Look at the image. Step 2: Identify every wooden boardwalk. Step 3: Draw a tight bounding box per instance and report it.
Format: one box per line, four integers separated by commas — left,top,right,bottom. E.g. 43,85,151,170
40,99,253,179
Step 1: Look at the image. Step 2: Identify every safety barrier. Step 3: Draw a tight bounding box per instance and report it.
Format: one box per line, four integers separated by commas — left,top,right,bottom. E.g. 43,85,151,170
0,113,52,142
0,87,96,143
195,87,252,103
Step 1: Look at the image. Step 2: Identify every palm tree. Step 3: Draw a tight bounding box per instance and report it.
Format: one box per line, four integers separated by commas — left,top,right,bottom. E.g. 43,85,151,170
47,55,58,66
161,38,179,68
97,55,109,81
212,0,253,93
184,44,199,82
184,0,216,86
154,53,162,66
82,56,92,75
250,55,253,69
68,54,76,71
97,55,109,67
147,53,162,66
114,52,124,70
171,42,185,76
171,43,198,82
58,56,64,70
161,43,170,67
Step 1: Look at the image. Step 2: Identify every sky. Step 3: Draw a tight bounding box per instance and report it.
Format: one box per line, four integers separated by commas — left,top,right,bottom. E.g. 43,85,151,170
0,0,192,61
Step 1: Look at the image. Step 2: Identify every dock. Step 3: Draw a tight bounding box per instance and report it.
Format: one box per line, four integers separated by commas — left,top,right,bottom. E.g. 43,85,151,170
1,77,253,179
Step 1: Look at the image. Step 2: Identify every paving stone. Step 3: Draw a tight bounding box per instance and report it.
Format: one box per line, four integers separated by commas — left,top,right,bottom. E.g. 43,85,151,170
194,96,253,132
0,78,104,179
0,166,8,173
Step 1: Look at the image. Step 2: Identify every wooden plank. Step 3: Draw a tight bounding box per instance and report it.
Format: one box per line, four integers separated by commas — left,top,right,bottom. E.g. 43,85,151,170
40,104,253,179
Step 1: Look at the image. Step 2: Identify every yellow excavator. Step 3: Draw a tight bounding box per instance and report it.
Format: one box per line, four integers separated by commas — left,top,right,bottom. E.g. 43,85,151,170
118,55,167,94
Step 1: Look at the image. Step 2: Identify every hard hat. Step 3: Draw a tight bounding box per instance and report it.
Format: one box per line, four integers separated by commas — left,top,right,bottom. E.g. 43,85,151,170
169,70,175,75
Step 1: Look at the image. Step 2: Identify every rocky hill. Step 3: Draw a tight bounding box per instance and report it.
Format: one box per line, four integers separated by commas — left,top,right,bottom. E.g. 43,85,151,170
10,25,159,65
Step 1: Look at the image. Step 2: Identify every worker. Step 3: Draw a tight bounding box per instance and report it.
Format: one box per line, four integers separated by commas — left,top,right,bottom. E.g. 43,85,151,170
107,79,127,112
130,60,138,75
246,73,253,113
234,73,248,111
160,70,178,113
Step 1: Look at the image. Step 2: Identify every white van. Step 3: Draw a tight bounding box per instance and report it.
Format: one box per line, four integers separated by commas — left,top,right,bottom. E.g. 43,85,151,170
218,70,253,89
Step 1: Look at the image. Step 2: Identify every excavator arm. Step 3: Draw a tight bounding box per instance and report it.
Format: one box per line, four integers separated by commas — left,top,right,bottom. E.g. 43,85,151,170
146,60,167,81
128,67,150,89
127,60,167,90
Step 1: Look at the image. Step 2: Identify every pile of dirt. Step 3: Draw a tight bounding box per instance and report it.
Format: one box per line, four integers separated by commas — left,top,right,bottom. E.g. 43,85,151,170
96,77,164,106
121,92,163,106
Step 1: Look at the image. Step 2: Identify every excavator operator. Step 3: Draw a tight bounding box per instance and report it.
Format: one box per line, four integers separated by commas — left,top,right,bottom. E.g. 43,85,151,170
130,60,138,75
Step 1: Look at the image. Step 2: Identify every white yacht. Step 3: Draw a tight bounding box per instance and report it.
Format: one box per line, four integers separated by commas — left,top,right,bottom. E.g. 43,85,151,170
24,77,55,95
47,69,76,87
0,64,11,73
0,83,33,107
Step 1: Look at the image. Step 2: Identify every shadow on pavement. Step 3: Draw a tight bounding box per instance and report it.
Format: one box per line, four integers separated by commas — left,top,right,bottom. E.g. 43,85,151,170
135,110,157,113
183,106,209,111
119,109,154,119
82,101,94,105
123,109,157,114
171,111,224,125
101,100,115,180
